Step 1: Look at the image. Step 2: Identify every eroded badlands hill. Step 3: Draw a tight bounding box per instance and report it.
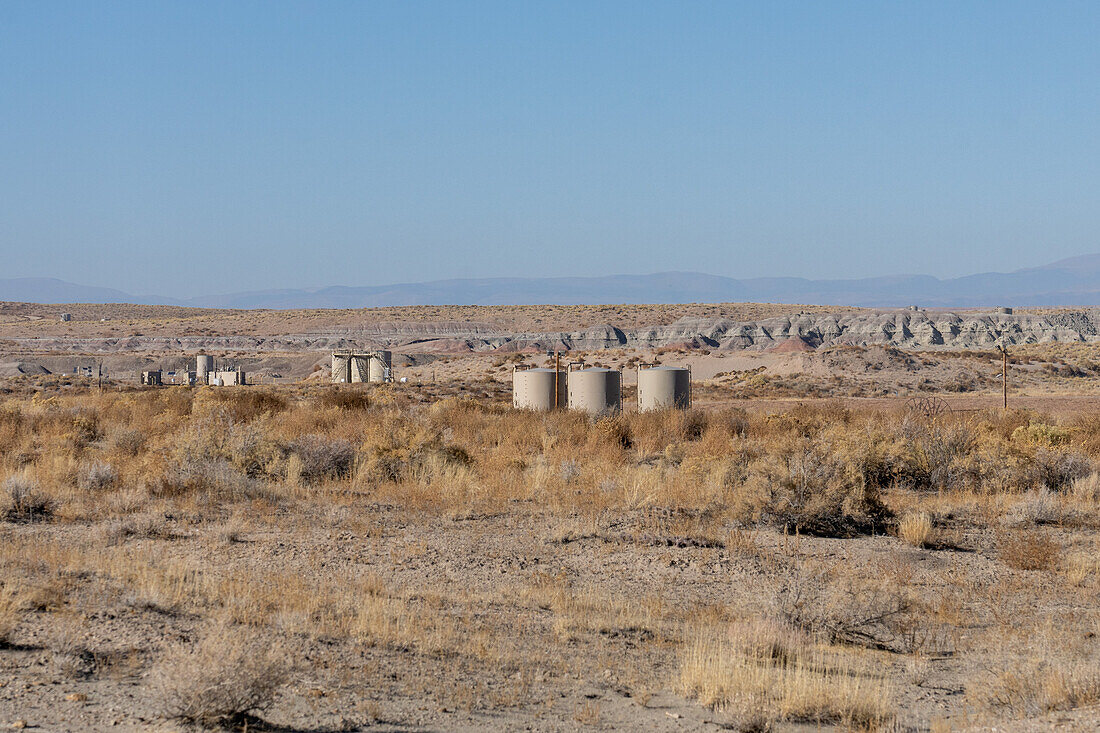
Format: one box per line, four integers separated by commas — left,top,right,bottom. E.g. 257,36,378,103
2,306,1100,355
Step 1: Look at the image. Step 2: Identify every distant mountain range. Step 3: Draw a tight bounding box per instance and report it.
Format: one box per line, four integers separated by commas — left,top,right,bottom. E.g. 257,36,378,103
7,254,1100,309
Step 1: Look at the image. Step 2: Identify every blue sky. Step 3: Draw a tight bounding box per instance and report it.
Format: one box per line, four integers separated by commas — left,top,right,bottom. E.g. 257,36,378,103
2,1,1099,297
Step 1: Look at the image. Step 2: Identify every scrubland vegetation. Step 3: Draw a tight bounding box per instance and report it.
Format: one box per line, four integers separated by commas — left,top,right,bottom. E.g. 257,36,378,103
2,385,1100,729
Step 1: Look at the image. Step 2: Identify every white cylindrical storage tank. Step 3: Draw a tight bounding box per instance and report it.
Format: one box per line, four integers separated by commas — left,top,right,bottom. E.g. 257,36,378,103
567,368,622,415
638,366,691,411
513,368,566,411
196,355,213,385
331,353,349,383
368,351,392,383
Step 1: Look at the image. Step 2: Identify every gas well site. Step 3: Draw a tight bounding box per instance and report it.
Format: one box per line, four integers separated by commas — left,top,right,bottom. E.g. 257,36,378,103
4,299,1100,731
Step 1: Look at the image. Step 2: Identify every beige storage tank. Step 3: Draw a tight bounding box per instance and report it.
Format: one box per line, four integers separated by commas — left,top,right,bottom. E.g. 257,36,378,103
567,368,622,414
368,350,392,383
637,366,691,411
513,368,566,411
196,355,213,385
331,353,351,383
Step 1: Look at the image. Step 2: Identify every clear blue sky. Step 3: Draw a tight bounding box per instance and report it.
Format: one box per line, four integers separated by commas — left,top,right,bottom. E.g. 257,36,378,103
2,1,1099,298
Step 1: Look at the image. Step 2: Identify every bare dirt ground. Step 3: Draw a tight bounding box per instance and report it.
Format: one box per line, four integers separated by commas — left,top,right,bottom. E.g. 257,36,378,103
7,505,1099,732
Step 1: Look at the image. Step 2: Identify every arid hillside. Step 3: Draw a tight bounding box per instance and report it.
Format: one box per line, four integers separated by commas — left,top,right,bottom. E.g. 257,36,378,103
0,301,857,338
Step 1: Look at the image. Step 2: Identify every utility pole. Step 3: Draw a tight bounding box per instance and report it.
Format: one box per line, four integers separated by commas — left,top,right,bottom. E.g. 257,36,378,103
1001,345,1008,410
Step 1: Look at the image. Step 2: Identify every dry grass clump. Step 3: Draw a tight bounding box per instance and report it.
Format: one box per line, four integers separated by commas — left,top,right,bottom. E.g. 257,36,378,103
521,571,663,642
680,619,894,730
1070,471,1100,501
99,511,169,545
1004,488,1070,526
1062,552,1100,586
897,511,934,548
0,586,24,647
51,620,98,679
216,513,248,544
109,428,147,457
153,623,290,727
355,416,472,489
978,657,1100,717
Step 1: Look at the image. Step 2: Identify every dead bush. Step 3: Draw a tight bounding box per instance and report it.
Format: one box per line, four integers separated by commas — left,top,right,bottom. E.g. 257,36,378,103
78,461,117,491
2,474,53,523
772,566,913,651
998,529,1061,571
67,414,102,452
206,389,287,422
289,435,356,483
110,428,147,457
175,416,282,479
154,458,266,502
675,409,709,441
318,389,370,411
357,421,471,486
896,418,975,492
595,415,632,449
153,624,289,727
736,442,892,537
1032,448,1091,492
